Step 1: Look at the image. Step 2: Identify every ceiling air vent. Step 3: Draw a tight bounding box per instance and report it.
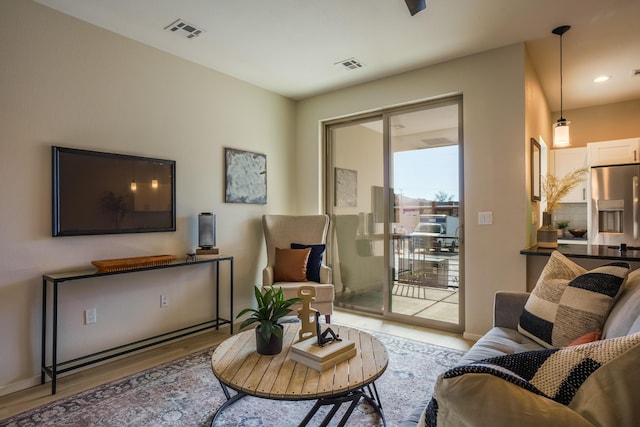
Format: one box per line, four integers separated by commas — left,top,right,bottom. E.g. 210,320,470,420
164,19,205,39
334,58,365,71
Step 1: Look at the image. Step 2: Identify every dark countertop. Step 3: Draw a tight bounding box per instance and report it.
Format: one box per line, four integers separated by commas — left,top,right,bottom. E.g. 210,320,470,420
521,244,640,262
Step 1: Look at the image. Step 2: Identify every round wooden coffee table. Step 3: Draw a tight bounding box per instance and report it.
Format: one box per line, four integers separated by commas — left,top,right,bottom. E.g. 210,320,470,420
210,323,388,426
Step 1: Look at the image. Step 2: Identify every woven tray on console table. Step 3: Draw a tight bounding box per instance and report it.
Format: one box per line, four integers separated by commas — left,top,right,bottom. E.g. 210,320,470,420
92,255,177,272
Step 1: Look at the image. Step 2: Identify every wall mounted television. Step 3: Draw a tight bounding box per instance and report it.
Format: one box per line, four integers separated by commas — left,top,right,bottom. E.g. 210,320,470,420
52,146,176,237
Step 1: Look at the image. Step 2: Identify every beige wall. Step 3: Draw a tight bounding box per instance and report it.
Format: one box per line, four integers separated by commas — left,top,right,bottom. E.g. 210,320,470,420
297,44,531,340
553,99,640,147
0,0,296,394
524,48,554,244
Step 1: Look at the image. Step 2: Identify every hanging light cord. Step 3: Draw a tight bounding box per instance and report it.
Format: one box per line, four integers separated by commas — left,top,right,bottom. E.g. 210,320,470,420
559,31,564,119
552,25,571,121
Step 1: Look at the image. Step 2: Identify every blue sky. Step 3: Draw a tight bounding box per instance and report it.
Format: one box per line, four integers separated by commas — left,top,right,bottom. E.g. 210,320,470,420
393,145,459,201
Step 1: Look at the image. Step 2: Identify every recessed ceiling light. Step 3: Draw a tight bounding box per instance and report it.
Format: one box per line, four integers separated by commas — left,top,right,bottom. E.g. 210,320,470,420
593,75,611,83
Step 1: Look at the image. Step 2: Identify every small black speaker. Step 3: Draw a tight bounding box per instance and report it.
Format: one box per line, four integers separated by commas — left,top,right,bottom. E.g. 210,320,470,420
198,213,216,249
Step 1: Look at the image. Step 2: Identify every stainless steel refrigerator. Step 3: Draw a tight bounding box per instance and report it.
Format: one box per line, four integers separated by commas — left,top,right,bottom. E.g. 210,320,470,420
589,163,640,247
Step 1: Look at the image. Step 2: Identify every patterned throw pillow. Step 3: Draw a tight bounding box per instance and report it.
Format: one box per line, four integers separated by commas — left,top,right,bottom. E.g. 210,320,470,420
423,333,640,427
518,251,629,348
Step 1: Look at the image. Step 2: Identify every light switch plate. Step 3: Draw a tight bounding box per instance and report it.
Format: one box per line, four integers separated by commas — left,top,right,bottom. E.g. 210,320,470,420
478,211,493,225
85,308,97,324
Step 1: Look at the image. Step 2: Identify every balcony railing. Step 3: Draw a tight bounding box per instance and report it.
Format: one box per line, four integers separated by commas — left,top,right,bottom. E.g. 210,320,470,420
392,234,459,289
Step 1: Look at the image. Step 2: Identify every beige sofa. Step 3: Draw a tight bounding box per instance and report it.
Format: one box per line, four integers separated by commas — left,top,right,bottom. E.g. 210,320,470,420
403,253,640,427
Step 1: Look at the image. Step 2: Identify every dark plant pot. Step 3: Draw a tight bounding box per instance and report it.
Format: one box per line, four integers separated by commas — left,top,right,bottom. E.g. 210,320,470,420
255,325,283,355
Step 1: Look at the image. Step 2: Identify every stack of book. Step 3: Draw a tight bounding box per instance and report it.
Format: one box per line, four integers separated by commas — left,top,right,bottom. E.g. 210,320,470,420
290,337,357,371
196,248,219,260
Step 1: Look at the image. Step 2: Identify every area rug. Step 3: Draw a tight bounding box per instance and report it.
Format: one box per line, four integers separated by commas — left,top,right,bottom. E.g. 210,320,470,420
0,331,464,427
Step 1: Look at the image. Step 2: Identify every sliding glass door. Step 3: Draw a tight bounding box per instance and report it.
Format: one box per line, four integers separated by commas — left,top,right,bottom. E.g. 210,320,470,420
327,117,386,314
326,96,463,331
388,100,463,329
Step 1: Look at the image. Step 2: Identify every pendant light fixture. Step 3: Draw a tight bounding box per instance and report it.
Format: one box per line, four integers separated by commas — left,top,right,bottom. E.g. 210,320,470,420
130,160,137,191
151,162,159,189
552,25,571,148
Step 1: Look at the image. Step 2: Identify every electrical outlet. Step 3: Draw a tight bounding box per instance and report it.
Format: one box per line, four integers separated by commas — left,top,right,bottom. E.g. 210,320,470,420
85,308,97,324
160,295,169,308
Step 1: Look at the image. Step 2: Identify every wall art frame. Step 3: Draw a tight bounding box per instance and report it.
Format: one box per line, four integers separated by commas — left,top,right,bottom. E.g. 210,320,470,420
225,147,267,204
531,138,541,201
335,167,357,207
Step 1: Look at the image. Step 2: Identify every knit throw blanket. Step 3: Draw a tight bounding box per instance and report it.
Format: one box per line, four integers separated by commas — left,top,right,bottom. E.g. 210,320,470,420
425,333,640,427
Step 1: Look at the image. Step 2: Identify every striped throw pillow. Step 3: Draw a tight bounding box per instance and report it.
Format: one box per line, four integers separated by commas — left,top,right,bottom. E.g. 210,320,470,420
518,251,629,348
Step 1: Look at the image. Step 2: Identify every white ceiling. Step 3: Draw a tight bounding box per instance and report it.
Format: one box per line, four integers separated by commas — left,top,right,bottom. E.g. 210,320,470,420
34,0,640,111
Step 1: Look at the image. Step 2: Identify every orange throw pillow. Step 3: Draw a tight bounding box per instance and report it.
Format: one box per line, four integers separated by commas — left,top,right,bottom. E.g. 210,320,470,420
274,247,311,282
568,329,602,346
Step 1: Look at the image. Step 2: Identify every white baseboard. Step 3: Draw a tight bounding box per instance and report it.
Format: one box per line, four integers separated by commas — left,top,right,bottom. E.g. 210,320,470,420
0,376,41,397
462,331,482,342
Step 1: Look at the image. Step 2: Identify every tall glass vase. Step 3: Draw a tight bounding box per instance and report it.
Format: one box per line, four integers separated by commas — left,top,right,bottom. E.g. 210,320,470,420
537,211,558,248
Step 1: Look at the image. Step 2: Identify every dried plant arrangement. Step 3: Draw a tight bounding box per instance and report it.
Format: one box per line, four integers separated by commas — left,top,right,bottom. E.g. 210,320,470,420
542,168,588,213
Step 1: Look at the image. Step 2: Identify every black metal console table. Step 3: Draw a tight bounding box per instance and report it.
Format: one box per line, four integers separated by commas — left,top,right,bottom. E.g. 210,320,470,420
41,256,233,394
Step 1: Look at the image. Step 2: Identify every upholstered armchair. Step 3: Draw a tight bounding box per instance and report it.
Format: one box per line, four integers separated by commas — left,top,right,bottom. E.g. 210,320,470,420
262,214,335,323
333,214,384,294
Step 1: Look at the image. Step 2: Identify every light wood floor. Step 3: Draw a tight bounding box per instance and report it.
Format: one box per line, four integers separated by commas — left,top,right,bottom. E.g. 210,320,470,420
0,309,473,420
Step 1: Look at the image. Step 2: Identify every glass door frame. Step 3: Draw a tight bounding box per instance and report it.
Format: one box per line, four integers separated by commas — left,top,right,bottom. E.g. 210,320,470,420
324,114,386,316
323,96,464,332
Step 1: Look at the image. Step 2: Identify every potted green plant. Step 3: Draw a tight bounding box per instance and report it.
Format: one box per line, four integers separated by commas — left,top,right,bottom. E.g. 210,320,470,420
237,286,301,355
556,220,570,238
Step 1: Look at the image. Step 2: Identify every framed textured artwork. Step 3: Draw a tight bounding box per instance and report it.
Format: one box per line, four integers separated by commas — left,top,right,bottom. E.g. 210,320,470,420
335,167,357,207
225,148,267,204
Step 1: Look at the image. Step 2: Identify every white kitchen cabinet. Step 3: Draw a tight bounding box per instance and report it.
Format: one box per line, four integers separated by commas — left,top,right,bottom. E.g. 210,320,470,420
587,138,640,167
552,147,588,202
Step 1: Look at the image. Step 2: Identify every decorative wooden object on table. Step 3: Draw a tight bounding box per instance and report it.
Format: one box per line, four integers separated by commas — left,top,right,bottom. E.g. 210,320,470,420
91,255,176,272
297,285,319,341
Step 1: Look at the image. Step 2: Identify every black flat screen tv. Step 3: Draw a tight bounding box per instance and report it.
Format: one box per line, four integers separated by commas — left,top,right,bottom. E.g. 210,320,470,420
52,146,176,237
